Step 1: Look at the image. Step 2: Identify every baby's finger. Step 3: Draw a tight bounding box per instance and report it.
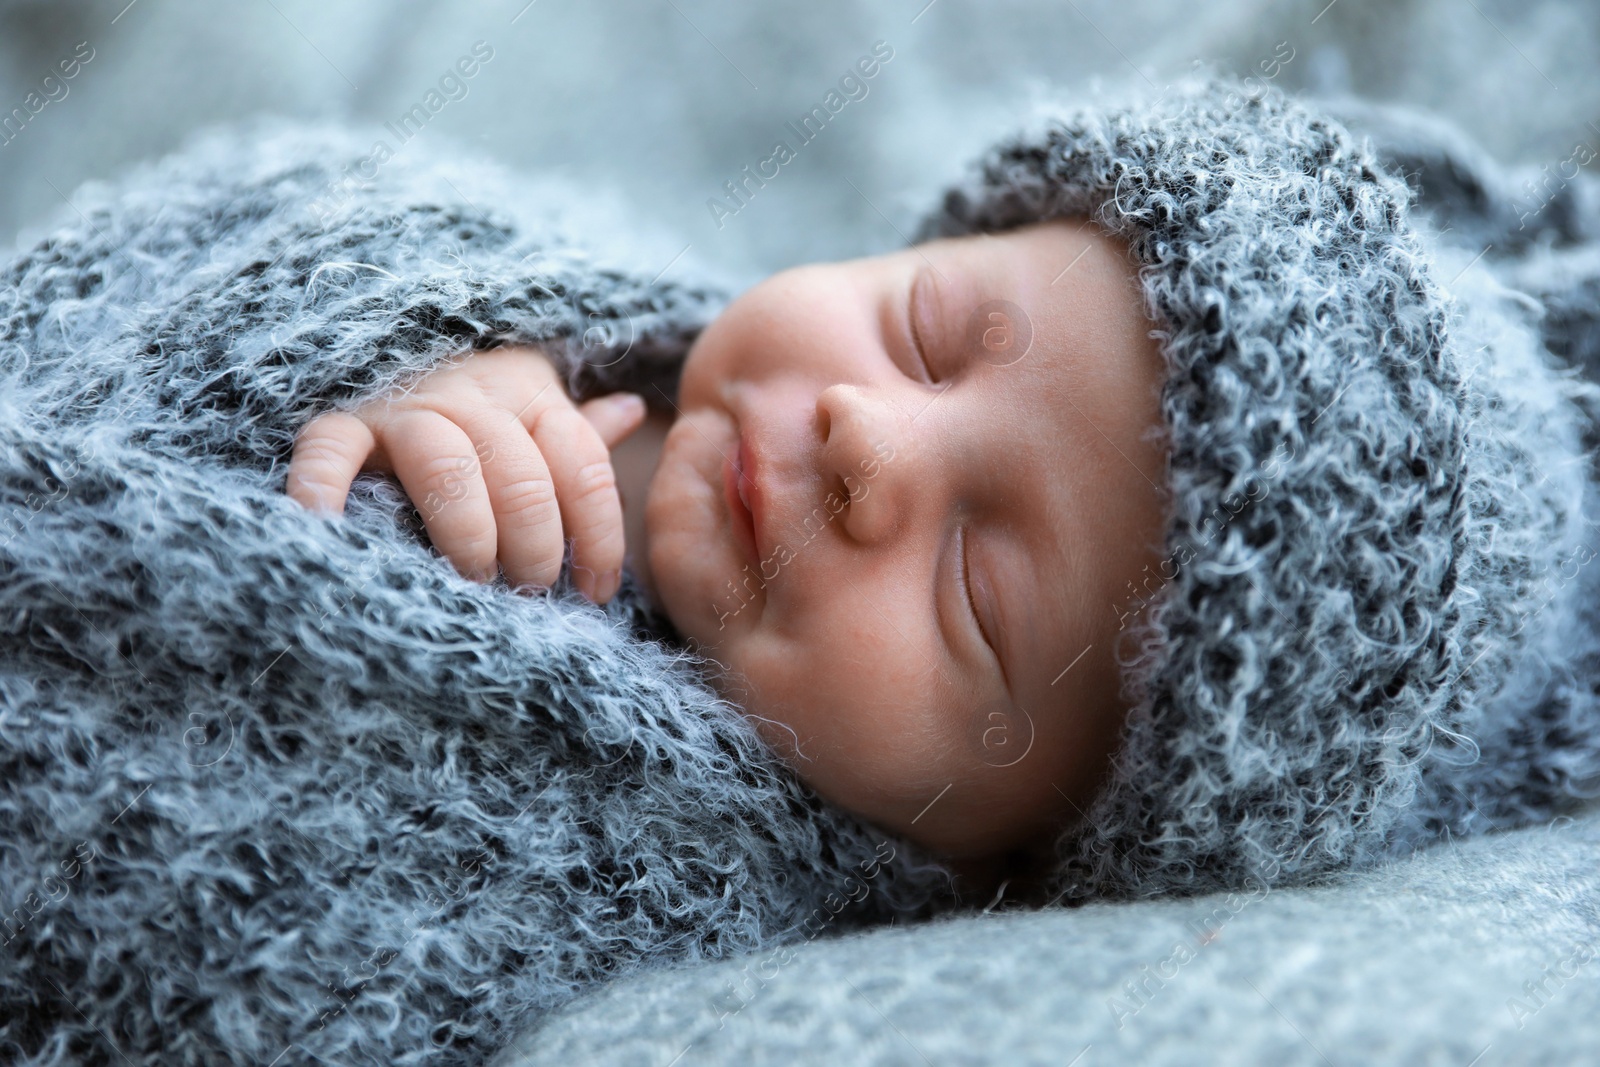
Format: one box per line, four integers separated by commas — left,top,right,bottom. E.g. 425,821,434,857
452,405,569,595
286,412,377,515
577,393,648,450
380,408,501,583
529,404,627,604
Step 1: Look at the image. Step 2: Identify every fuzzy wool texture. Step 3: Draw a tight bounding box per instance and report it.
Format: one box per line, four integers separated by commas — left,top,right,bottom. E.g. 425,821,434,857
6,74,1600,1064
0,120,963,1067
918,73,1600,903
499,800,1600,1066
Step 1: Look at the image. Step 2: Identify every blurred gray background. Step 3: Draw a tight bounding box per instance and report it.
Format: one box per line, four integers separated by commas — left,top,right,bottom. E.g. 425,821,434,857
1,0,1597,286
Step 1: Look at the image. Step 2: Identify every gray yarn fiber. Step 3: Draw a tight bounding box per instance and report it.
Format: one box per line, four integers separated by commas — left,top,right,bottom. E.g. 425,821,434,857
0,120,961,1066
918,72,1600,903
4,71,1600,1064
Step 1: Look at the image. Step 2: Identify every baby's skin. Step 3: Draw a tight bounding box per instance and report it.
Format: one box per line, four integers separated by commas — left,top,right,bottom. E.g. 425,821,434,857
286,218,1172,887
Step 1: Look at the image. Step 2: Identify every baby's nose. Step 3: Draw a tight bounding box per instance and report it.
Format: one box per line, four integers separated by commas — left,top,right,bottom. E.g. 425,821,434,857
815,385,908,546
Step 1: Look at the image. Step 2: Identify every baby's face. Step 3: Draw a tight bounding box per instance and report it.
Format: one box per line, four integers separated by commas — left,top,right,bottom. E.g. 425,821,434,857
645,219,1171,864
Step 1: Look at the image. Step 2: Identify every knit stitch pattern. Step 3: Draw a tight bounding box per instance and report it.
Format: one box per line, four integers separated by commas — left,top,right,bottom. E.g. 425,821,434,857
918,73,1600,902
7,75,1600,1063
0,120,958,1067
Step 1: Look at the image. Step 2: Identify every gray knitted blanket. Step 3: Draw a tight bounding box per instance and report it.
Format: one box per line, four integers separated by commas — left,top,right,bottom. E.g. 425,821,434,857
500,801,1600,1066
7,93,1600,1066
0,121,959,1066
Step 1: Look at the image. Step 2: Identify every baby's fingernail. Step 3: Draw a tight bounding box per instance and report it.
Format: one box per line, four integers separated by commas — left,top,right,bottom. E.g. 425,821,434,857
612,393,645,417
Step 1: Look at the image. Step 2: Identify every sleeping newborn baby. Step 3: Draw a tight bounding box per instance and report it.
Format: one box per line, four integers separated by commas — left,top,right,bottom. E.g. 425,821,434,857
285,218,1173,882
11,70,1600,1062
283,69,1600,902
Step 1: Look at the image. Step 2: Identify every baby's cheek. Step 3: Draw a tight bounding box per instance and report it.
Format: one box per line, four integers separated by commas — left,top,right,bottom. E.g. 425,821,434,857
738,647,963,817
643,416,737,643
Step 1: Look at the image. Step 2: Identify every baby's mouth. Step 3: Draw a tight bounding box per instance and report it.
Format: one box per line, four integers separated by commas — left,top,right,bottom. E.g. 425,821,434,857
723,429,761,570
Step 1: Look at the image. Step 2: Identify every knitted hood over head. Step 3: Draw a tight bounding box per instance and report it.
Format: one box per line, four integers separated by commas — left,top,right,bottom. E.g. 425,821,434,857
6,71,1600,1066
917,72,1600,903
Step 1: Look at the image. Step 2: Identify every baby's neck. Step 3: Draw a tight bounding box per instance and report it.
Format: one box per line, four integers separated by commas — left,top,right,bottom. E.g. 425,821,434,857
611,407,673,604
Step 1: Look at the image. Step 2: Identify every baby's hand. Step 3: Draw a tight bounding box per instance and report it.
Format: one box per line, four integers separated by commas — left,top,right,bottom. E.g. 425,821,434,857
285,345,647,604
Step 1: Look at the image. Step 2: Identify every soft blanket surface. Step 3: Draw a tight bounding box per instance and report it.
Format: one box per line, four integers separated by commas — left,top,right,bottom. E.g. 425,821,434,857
501,802,1600,1066
0,120,960,1067
8,68,1600,1067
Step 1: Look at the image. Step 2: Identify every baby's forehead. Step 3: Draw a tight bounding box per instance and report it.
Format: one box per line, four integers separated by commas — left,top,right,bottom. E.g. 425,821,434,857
910,225,1156,378
911,221,1151,318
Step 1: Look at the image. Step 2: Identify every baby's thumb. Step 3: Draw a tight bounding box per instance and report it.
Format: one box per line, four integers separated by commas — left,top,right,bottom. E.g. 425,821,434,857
578,392,648,449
